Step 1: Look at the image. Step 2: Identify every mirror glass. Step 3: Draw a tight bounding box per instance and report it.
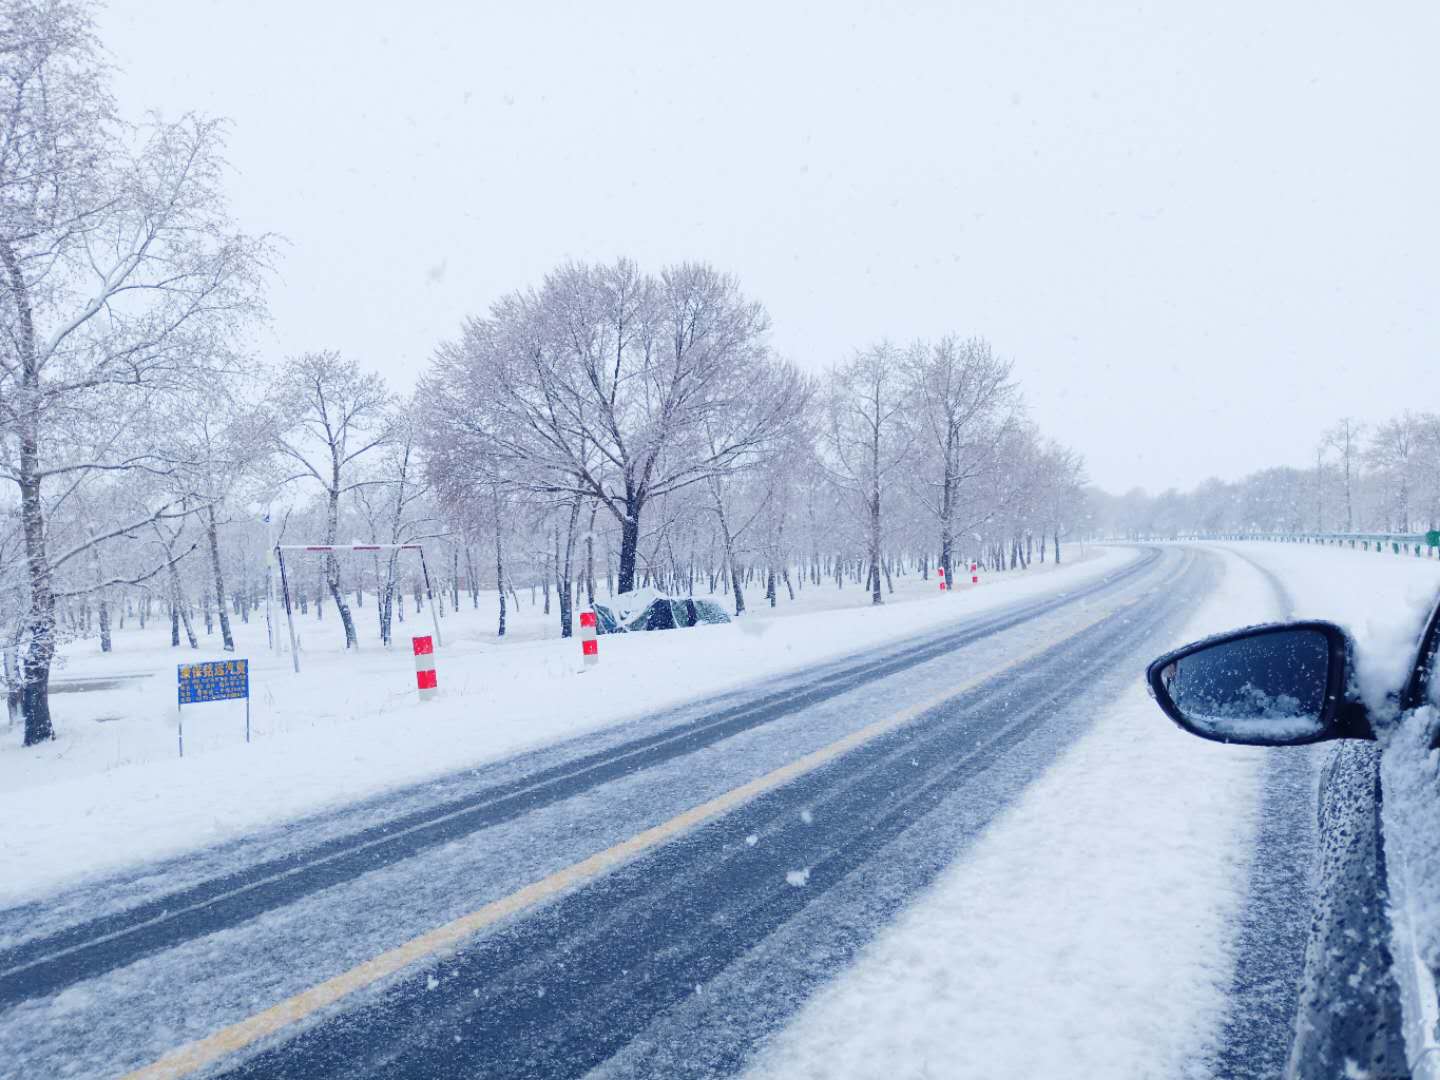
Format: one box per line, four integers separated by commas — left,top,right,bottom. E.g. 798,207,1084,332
1157,629,1332,741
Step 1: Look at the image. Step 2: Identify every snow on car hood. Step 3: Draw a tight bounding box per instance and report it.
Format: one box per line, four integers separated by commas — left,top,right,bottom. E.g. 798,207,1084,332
605,587,673,624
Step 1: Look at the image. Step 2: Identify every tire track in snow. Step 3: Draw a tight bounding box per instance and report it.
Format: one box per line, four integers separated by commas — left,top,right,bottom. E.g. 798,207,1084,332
1202,544,1320,1080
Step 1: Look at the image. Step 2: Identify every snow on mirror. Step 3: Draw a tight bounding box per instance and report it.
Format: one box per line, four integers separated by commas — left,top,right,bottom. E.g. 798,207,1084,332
1156,629,1331,742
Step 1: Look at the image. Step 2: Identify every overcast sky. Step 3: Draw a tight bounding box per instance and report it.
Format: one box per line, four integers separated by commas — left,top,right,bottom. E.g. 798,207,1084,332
99,1,1437,493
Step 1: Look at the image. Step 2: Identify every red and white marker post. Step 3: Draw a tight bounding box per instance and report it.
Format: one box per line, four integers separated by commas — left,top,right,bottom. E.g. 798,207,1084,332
937,566,947,591
579,611,599,668
413,635,437,701
970,561,979,585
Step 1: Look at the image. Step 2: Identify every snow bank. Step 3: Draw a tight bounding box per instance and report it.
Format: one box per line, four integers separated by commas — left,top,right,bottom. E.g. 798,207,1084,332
0,548,1126,906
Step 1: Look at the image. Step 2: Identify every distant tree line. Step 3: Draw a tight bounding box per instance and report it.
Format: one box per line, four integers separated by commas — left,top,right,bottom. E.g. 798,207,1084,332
1092,414,1440,539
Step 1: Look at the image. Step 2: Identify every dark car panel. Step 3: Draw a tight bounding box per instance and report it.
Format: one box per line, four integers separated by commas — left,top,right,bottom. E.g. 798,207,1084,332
1286,741,1409,1077
591,594,733,635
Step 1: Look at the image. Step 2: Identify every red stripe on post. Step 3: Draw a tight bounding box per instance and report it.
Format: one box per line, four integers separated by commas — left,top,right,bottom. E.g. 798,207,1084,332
582,639,598,656
416,669,438,690
579,611,596,628
413,636,434,656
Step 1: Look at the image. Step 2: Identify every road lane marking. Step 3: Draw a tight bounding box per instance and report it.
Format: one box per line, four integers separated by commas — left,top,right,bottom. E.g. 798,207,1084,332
121,589,1154,1080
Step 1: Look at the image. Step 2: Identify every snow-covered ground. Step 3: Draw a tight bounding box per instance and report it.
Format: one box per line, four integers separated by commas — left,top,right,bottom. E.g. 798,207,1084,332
0,547,1117,906
747,541,1440,1079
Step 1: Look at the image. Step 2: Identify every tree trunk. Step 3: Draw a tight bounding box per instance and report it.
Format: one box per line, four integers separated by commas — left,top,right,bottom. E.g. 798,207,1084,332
173,572,199,649
4,644,22,729
716,498,746,616
490,487,508,637
465,546,479,609
379,553,398,646
939,422,956,586
617,502,643,594
8,240,56,745
324,484,357,648
868,491,883,606
206,506,235,651
585,504,598,607
98,597,111,653
88,540,113,654
556,500,580,638
495,528,507,639
375,553,390,645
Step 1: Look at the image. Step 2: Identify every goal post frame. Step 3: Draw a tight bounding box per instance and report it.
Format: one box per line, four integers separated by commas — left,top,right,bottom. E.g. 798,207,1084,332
273,544,443,674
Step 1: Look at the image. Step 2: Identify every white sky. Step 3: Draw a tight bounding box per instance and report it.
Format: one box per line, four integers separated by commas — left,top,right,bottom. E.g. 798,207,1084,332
99,1,1439,493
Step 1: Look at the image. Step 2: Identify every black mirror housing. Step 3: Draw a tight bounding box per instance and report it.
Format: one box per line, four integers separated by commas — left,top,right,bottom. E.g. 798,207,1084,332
1146,621,1374,746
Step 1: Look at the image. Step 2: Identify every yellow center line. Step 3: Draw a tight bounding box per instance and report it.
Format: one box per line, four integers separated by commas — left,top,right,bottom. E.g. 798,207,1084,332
122,595,1138,1080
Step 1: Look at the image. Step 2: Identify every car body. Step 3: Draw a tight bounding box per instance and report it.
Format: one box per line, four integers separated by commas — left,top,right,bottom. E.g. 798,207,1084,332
1147,602,1440,1079
591,588,732,635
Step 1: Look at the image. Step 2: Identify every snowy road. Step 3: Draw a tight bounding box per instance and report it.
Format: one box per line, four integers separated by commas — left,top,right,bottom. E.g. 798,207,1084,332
0,544,1321,1079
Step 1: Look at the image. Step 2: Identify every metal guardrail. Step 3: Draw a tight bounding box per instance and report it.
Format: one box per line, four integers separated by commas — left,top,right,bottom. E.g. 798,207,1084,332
1124,531,1440,557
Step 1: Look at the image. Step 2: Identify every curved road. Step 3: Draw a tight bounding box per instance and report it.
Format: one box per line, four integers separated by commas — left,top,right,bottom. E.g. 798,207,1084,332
0,545,1313,1079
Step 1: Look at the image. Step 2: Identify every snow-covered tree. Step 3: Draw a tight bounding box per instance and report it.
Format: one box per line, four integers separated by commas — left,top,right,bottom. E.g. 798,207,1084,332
0,0,268,744
269,351,391,650
822,342,914,605
424,259,785,596
905,336,1015,583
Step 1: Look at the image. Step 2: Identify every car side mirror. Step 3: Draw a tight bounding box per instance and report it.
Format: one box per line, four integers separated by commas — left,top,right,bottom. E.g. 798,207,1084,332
1146,621,1374,746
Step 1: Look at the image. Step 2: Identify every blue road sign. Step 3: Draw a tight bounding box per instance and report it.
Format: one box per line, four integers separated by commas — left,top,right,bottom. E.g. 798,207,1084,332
176,659,251,756
178,659,250,705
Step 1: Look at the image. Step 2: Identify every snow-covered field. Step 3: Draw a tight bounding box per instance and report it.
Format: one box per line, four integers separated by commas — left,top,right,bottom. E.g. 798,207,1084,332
747,541,1440,1079
1,548,1116,906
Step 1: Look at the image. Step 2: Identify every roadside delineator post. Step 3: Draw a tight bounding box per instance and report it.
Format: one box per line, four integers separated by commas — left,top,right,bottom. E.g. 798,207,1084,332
413,635,437,701
579,611,599,668
971,561,979,585
937,566,947,591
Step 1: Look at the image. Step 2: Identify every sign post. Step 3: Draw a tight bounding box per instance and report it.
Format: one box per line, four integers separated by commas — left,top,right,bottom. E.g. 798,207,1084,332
177,659,251,758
